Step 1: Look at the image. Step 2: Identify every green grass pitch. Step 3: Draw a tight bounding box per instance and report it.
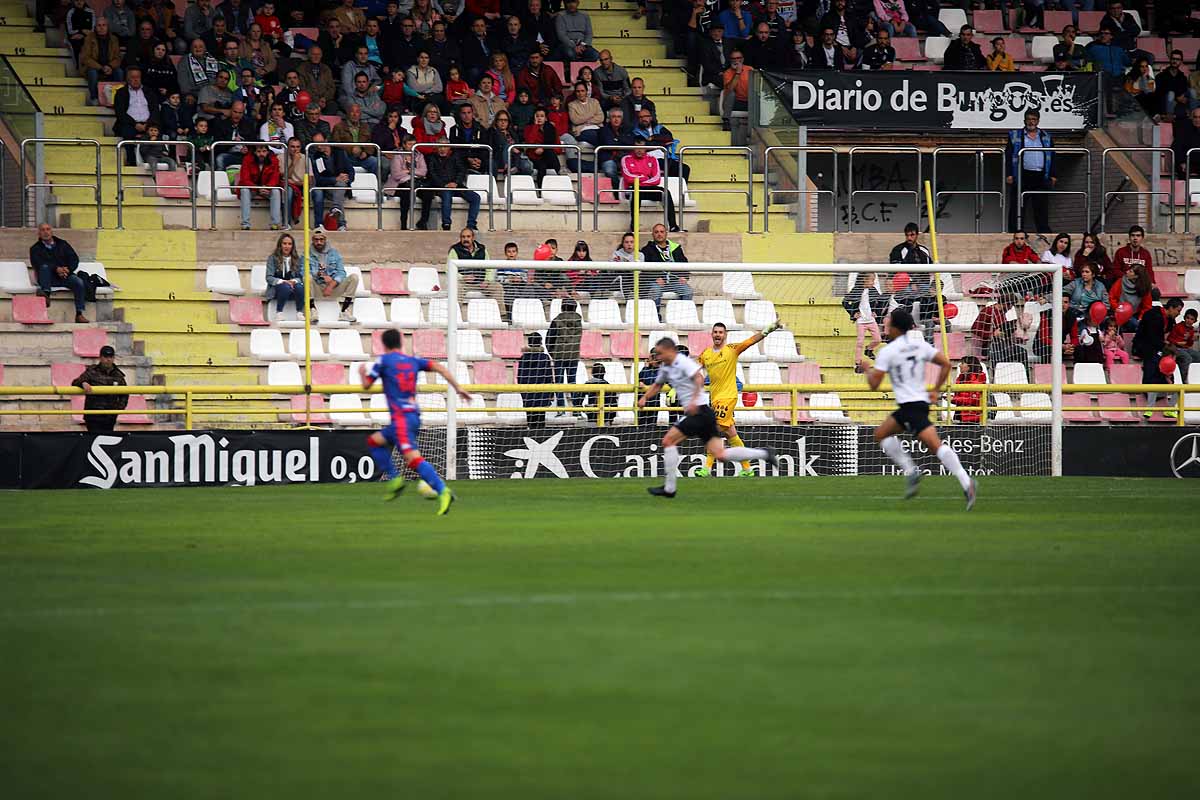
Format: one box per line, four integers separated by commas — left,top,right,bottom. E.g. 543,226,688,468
2,477,1198,799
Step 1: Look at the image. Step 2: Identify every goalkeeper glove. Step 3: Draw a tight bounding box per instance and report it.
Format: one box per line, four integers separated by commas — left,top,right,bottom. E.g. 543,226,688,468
761,319,783,337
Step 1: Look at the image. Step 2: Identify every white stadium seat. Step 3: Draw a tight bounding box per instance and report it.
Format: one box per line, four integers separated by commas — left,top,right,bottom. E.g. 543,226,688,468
344,265,371,297
599,361,627,385
1184,270,1200,297
722,272,760,299
206,264,244,295
1021,393,1053,423
455,329,489,360
664,299,703,330
938,8,968,33
390,298,426,328
747,362,783,385
467,298,506,329
1072,363,1107,385
727,331,765,362
742,300,777,329
991,393,1017,423
419,391,447,425
77,262,116,295
250,329,289,360
541,175,577,206
611,393,637,425
1031,35,1057,63
625,299,661,328
352,297,390,328
314,299,349,328
994,362,1029,386
0,261,36,293
809,392,850,422
511,297,548,329
495,392,527,425
925,36,950,64
950,300,979,332
196,171,235,201
587,298,624,328
288,329,329,360
350,172,379,203
329,394,369,426
508,174,543,205
406,266,441,296
249,263,267,294
368,393,390,423
702,298,737,327
328,329,368,359
267,362,302,385
762,330,802,362
466,173,500,205
427,297,464,327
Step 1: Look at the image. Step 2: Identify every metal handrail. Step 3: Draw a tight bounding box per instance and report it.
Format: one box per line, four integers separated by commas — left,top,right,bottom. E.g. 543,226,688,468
20,138,102,228
847,146,921,232
762,146,838,233
406,142,494,231
115,139,197,230
592,144,669,232
302,141,384,230
209,140,290,230
1100,146,1175,233
504,142,583,231
678,145,753,231
1015,146,1090,233
931,147,1006,234
1186,147,1200,234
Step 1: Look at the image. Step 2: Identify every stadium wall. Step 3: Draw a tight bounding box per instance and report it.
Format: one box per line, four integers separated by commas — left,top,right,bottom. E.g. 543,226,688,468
3,427,1197,489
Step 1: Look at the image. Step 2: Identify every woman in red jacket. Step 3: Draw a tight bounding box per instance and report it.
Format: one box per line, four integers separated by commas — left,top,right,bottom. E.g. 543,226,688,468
237,144,283,230
521,107,561,186
411,102,448,144
1109,261,1153,331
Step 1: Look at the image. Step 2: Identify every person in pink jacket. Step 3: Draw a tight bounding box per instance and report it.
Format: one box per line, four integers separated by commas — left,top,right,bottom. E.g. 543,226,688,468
873,0,916,38
620,138,679,232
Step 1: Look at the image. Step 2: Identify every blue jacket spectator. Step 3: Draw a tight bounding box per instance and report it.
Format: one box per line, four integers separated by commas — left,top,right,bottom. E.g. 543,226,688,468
1086,32,1132,77
307,229,359,321
718,0,754,40
1008,126,1053,180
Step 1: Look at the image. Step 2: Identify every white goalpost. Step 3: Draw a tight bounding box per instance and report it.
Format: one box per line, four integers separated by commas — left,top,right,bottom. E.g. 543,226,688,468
433,259,1062,482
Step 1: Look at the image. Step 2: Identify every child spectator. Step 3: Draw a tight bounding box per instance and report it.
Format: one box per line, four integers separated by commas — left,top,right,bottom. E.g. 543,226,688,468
137,122,177,171
1102,317,1130,369
382,69,407,111
508,88,535,131
1074,316,1104,364
187,117,214,167
952,356,986,423
546,95,570,140
254,1,281,39
161,91,193,142
987,37,1014,72
445,66,472,106
1169,307,1199,375
842,271,886,373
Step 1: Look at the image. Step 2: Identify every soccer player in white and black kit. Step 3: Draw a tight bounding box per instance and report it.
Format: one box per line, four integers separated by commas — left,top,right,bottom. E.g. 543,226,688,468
865,309,978,509
638,337,779,498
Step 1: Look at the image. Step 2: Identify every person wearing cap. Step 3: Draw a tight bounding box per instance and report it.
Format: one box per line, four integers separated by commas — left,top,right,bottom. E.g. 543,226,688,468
308,228,359,322
72,345,129,432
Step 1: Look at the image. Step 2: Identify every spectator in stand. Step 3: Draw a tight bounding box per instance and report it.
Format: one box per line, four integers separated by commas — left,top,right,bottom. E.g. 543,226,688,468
373,108,405,158
1086,28,1131,104
810,27,846,71
419,136,481,230
1041,232,1074,278
632,107,689,180
450,103,490,174
594,108,633,185
1154,51,1194,121
450,228,506,308
521,0,556,59
612,231,644,263
277,70,306,125
178,39,219,98
508,87,535,131
298,46,337,112
412,102,449,143
722,50,753,118
1109,261,1153,330
446,67,473,108
264,232,306,316
71,346,128,432
581,363,619,423
987,37,1015,72
411,0,445,38
971,295,1017,362
780,25,810,71
888,222,934,327
343,71,386,123
568,80,604,143
698,25,730,87
340,46,381,108
872,0,915,39
183,0,218,46
594,50,632,110
406,51,448,115
426,21,461,83
1001,230,1042,266
518,332,555,428
283,137,305,225
333,103,379,174
498,15,534,72
221,0,254,38
29,223,88,323
546,299,583,413
1122,58,1156,117
516,50,564,106
1007,109,1055,233
384,133,426,229
521,107,562,186
640,223,690,303
719,0,755,45
556,0,600,62
486,53,517,104
188,118,214,169
1170,308,1200,376
1063,262,1107,332
861,28,895,71
113,68,158,148
141,42,180,99
1074,232,1113,285
81,17,125,101
1099,1,1140,52
753,0,789,39
161,91,193,143
308,228,358,322
843,272,887,372
469,74,507,127
296,103,332,146
944,25,985,71
209,98,254,167
819,0,865,67
389,17,426,75
905,0,950,37
488,110,531,179
308,132,352,229
743,22,781,70
382,68,408,112
951,356,986,423
889,221,931,264
316,20,354,72
619,78,656,133
1053,25,1088,70
1111,225,1155,284
1101,317,1130,369
233,68,270,124
332,0,366,35
125,20,159,69
66,0,94,64
240,24,277,83
1133,297,1183,419
260,101,294,146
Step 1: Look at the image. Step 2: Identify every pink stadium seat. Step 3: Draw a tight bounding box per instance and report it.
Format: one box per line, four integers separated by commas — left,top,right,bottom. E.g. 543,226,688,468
580,174,619,204
772,392,814,423
490,329,525,359
311,363,346,385
973,10,1005,32
1108,364,1142,386
70,395,85,424
72,328,107,357
1044,11,1072,32
1174,38,1200,63
121,395,155,424
290,394,332,423
412,329,446,358
1063,394,1100,423
893,38,925,61
371,329,388,355
609,331,634,358
97,81,121,107
320,114,342,129
544,61,566,86
12,294,52,324
155,169,191,199
910,63,940,71
1032,363,1066,386
788,362,822,384
51,362,86,385
941,332,966,360
687,330,713,353
1159,121,1173,149
1142,38,1169,63
1097,393,1139,423
473,360,509,384
1078,11,1105,32
1004,37,1030,61
579,330,605,359
229,297,269,325
1155,271,1187,298
370,267,408,294
290,26,319,42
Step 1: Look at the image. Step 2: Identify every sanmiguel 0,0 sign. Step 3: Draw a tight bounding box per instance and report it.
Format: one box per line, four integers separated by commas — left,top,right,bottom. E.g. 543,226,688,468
762,70,1101,131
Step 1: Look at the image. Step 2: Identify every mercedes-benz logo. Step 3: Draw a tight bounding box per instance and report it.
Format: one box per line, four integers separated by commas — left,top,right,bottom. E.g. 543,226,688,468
1169,433,1200,479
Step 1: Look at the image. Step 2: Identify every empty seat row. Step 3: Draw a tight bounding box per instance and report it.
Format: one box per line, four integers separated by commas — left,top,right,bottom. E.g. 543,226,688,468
0,261,115,296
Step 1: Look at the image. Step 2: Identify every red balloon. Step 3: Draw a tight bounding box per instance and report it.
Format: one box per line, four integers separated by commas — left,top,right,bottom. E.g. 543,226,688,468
295,90,312,112
892,272,911,291
1159,355,1178,377
533,243,553,261
942,302,958,320
741,391,758,407
1089,300,1108,327
1114,301,1134,326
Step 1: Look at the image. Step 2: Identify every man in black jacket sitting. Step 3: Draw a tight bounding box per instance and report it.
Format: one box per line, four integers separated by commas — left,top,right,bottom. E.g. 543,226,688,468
29,223,89,323
419,136,480,230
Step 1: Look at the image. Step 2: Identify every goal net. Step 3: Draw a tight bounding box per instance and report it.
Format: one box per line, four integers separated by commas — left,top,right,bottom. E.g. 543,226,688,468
438,259,1062,481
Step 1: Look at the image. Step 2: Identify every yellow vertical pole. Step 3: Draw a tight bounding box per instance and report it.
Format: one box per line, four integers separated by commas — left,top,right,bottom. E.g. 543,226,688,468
923,180,951,421
185,390,193,430
303,173,312,428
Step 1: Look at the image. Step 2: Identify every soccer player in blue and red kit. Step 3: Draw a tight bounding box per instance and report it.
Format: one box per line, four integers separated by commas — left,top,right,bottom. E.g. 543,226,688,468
359,328,472,515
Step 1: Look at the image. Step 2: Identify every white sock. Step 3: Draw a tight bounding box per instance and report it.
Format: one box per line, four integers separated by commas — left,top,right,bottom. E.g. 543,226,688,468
721,446,767,462
663,446,681,493
937,444,972,491
880,436,917,476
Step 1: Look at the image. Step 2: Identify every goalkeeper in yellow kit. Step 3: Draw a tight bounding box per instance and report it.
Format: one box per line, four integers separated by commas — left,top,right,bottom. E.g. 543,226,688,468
696,318,783,477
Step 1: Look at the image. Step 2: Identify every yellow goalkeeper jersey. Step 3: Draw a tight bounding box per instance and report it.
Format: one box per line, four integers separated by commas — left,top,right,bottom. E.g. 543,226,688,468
699,340,752,404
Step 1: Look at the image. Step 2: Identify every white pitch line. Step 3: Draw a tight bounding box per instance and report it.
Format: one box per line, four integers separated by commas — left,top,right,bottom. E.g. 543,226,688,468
3,585,1197,621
